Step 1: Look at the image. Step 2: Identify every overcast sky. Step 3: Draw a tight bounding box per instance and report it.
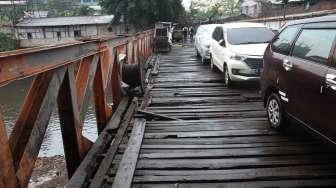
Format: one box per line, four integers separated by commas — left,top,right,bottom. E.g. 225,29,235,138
183,0,191,10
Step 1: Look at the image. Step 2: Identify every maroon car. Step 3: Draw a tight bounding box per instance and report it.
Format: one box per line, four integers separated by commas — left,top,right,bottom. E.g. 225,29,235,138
261,16,336,144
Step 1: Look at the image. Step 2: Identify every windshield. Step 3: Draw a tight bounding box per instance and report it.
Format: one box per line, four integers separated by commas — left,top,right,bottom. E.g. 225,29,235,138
227,27,274,45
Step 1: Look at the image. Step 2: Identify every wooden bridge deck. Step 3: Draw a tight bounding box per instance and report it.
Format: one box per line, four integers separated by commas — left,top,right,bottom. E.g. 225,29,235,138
70,43,336,187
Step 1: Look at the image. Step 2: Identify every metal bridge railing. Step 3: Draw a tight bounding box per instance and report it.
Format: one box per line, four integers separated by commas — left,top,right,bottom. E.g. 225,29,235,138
0,29,154,188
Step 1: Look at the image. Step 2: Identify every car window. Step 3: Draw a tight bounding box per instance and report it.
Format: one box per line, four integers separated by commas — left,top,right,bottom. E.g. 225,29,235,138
272,25,300,55
227,27,274,45
156,28,167,36
212,27,220,41
292,29,336,65
218,28,224,41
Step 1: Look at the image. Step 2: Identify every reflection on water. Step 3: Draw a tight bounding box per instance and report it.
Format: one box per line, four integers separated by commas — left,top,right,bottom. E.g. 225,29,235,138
0,77,98,157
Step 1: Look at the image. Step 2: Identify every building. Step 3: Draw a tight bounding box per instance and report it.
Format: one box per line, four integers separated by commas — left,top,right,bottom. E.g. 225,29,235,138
239,0,263,18
15,15,115,47
0,0,27,7
239,0,336,18
80,0,99,6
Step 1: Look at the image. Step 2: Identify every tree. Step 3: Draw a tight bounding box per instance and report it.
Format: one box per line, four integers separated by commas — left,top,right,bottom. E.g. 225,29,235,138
38,0,96,17
189,0,239,21
76,6,96,16
0,32,16,52
100,0,186,28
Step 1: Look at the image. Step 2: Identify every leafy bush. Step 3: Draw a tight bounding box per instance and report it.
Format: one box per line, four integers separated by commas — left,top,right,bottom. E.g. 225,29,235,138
0,32,16,52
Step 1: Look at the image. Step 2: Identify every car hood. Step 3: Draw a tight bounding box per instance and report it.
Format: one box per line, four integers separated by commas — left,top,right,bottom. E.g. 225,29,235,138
229,43,269,56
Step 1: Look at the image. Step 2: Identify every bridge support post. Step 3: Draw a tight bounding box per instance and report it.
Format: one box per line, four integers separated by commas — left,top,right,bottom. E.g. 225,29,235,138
58,65,88,178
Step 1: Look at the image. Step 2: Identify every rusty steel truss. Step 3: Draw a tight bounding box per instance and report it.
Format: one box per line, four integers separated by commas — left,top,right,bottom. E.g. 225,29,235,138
0,30,154,188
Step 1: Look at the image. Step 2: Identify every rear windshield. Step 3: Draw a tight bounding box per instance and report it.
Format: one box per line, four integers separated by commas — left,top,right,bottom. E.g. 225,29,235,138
156,29,167,36
227,27,274,45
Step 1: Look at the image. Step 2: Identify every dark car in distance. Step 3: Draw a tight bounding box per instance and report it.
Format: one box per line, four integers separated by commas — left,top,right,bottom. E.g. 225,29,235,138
261,16,336,144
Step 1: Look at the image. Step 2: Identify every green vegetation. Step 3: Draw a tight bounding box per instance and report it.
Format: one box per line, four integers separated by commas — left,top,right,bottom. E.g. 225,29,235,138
189,0,240,21
33,0,96,17
100,0,186,28
0,32,16,52
44,0,96,17
0,6,25,25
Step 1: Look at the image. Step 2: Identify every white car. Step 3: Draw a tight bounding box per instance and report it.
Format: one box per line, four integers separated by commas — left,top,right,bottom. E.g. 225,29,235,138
195,24,218,64
210,22,274,87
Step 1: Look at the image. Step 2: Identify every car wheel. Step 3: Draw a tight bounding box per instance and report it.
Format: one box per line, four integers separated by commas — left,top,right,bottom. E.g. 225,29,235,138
266,93,288,132
223,65,232,88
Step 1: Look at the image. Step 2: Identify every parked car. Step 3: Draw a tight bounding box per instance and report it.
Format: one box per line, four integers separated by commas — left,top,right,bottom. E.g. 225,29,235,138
154,27,172,52
261,16,336,144
210,22,274,87
173,25,184,43
195,24,218,64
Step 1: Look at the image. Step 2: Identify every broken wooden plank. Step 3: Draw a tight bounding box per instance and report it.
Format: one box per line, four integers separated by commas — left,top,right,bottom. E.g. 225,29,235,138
112,118,146,188
88,99,137,188
67,97,130,187
137,109,182,121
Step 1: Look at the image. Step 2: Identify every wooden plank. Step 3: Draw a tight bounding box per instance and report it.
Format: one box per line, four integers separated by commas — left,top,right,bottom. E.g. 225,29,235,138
133,154,336,170
143,129,278,139
67,97,130,187
132,164,336,183
140,145,329,159
88,99,137,188
132,179,336,188
142,136,313,145
137,141,318,149
112,119,146,188
137,110,182,121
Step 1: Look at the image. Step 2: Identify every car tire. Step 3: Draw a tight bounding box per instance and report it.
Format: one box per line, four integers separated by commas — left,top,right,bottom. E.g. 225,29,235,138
266,93,288,132
223,65,232,88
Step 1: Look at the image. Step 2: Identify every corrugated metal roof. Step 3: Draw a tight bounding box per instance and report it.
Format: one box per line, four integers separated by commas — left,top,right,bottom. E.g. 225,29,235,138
16,15,114,27
0,1,27,5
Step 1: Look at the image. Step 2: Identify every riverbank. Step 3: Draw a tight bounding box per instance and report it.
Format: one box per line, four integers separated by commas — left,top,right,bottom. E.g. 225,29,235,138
29,156,68,188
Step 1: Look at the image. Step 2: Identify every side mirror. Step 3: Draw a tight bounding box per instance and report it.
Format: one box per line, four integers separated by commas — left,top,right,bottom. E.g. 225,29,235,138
219,39,226,47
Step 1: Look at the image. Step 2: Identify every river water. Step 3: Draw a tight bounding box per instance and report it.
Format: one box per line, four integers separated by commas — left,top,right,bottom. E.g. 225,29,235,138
0,77,98,157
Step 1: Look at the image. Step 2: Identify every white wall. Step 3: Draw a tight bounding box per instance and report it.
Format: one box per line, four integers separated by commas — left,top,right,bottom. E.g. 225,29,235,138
17,24,117,47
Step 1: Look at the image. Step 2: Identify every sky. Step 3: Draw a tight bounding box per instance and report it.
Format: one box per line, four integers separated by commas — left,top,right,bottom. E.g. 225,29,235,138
183,0,191,10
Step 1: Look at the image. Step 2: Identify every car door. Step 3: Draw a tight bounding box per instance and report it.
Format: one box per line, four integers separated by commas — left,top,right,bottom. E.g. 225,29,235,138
216,27,227,72
270,25,301,116
211,27,222,68
319,38,336,142
195,27,202,51
287,25,336,139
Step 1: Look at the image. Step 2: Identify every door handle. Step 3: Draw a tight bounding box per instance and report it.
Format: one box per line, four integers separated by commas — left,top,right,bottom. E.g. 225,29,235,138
282,59,293,71
326,73,336,91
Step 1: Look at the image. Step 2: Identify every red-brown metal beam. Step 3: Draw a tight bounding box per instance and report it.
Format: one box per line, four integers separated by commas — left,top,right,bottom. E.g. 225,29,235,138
93,50,113,133
0,34,149,87
0,29,154,188
58,65,88,177
0,113,17,188
15,67,67,188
